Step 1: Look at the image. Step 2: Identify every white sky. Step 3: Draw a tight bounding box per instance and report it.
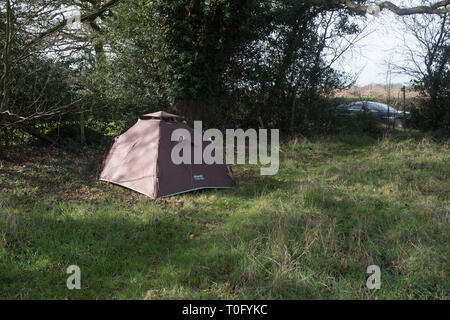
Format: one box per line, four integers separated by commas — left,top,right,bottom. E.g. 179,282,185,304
338,1,422,86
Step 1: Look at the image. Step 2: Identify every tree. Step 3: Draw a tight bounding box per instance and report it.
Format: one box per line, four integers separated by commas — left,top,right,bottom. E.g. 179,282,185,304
397,8,449,130
0,0,120,146
129,0,450,123
2,0,449,147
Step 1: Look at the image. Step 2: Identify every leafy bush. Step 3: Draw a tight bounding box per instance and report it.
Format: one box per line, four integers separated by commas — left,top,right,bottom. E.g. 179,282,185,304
331,105,382,137
408,98,450,134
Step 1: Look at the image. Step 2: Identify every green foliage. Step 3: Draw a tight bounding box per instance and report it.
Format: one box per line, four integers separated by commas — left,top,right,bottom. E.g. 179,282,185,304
93,0,173,119
413,52,449,131
409,97,450,133
403,13,449,131
99,0,359,129
1,0,445,144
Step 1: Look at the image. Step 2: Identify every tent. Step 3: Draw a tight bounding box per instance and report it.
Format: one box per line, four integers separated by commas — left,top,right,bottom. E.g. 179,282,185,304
99,111,232,199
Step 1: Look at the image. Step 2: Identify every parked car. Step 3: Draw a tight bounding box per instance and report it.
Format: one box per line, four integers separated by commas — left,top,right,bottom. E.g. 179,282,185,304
337,101,410,128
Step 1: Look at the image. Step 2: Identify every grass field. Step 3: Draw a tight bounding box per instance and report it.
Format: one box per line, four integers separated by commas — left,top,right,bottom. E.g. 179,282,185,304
0,132,448,299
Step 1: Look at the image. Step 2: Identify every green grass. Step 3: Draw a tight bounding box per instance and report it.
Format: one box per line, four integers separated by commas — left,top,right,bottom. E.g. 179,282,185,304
0,132,448,299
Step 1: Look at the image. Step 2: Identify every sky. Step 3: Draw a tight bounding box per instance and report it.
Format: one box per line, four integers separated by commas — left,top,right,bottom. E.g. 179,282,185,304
337,2,421,86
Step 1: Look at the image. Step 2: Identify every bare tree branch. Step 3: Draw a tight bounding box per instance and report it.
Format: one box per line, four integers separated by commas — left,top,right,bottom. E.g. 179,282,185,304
22,0,121,53
376,0,450,15
312,0,450,16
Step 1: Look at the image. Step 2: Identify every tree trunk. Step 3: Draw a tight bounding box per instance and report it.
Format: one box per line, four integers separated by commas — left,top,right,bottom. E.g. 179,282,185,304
1,0,13,114
290,91,297,134
1,0,13,149
3,113,56,144
80,110,86,145
3,127,9,149
174,98,206,123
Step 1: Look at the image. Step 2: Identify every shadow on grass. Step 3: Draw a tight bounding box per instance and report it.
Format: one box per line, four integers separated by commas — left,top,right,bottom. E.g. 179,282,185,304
0,134,447,299
0,199,328,299
0,202,207,299
0,147,146,206
0,175,447,299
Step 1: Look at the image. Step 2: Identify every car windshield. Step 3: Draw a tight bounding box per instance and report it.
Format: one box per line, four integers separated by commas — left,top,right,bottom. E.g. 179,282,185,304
340,102,401,113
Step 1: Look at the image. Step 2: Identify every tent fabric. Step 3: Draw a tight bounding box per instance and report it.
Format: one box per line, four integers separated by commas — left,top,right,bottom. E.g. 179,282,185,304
99,114,232,199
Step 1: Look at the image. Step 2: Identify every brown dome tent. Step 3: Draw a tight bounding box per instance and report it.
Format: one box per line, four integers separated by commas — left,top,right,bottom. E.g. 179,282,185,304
99,111,232,199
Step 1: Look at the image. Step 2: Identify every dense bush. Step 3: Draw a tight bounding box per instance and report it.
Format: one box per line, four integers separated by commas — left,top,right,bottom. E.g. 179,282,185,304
408,99,450,136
